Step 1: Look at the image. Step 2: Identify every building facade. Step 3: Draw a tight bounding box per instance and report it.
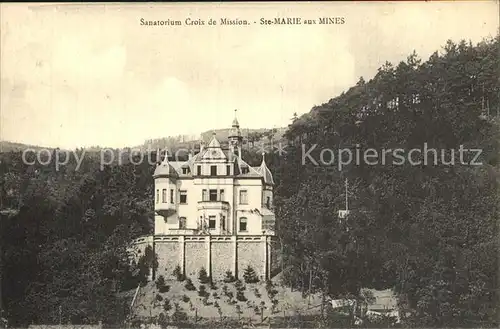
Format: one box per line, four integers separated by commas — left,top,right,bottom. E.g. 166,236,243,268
132,115,279,281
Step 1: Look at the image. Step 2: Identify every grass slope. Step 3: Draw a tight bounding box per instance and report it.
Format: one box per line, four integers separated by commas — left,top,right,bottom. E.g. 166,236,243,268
131,277,324,323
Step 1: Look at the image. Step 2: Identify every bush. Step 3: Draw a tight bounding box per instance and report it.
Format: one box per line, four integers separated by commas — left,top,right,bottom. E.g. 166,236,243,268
156,293,163,302
155,275,170,293
271,299,279,314
173,265,185,281
198,267,210,284
254,288,261,298
182,294,190,303
236,290,247,302
213,292,219,299
243,265,259,283
234,279,245,291
172,303,188,323
198,284,209,297
184,278,196,291
158,312,169,328
265,279,273,290
210,281,218,290
216,303,223,318
163,299,172,312
265,280,278,299
156,275,166,289
223,270,236,283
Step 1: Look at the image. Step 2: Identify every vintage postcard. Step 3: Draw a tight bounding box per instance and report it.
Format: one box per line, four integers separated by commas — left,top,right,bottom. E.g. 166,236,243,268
0,1,499,328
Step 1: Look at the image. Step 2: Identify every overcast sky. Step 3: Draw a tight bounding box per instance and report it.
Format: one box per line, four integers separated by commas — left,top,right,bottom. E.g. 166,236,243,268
1,2,498,149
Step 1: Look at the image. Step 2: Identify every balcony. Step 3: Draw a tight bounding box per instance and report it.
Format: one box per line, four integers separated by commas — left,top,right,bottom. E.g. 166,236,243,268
197,200,230,211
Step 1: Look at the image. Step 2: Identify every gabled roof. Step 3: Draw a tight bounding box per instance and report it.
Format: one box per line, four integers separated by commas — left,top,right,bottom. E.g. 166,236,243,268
154,154,178,178
154,149,274,185
207,134,221,148
152,117,273,184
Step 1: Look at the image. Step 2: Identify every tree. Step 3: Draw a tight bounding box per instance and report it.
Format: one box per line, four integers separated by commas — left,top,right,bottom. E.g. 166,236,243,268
242,266,259,283
184,278,196,291
223,270,236,283
198,267,210,284
172,265,185,281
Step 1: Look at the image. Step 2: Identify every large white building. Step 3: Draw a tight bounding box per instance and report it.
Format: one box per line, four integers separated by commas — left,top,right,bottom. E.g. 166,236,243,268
153,116,276,237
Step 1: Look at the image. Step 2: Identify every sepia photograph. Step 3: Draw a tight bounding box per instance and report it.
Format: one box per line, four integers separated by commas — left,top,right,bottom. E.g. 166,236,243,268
0,1,499,328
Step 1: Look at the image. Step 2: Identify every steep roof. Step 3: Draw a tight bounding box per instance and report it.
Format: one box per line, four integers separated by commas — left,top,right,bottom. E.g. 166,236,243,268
153,154,178,178
153,118,273,184
257,153,275,185
232,117,239,127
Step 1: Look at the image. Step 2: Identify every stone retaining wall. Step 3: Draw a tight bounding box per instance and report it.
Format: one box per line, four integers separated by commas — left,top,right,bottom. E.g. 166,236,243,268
130,235,277,281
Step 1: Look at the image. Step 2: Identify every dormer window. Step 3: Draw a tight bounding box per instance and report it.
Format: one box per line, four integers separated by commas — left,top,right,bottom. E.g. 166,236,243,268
182,167,190,175
210,165,217,176
197,165,201,176
242,167,249,174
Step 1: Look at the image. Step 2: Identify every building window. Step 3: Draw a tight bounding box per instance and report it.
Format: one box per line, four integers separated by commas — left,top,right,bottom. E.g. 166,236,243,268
182,167,190,175
210,165,217,176
221,216,226,231
220,189,225,201
242,167,249,174
180,190,187,204
226,165,231,175
179,217,186,229
239,190,248,204
266,196,271,208
202,189,208,201
239,217,247,232
162,189,167,203
209,189,218,202
208,216,216,230
197,165,201,176
156,189,159,204
170,189,174,204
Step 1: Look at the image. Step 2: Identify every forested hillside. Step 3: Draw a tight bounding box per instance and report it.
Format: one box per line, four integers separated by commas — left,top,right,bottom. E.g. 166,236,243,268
0,37,498,327
274,37,499,327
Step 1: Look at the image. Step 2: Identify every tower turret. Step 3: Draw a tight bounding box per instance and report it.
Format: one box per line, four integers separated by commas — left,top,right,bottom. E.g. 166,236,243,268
153,152,178,218
228,109,243,157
